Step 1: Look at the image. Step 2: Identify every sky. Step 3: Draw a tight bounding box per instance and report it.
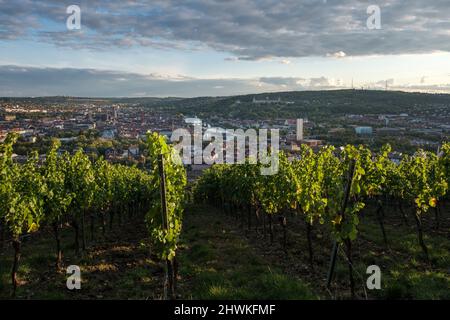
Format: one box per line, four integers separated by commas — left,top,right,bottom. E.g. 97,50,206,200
0,0,450,97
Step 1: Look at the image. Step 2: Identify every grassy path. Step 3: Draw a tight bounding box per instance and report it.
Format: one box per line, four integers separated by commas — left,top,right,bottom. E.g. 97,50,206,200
177,205,318,299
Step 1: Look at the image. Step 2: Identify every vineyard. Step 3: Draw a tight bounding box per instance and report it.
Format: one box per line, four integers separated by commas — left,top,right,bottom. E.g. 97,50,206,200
0,135,449,299
193,143,450,298
0,131,185,298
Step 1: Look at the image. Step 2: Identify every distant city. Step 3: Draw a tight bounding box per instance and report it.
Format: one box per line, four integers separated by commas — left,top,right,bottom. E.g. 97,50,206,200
1,90,449,170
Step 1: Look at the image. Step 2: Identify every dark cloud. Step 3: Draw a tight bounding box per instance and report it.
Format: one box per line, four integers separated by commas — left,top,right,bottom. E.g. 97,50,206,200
1,66,448,97
0,66,346,97
1,0,450,59
0,65,269,97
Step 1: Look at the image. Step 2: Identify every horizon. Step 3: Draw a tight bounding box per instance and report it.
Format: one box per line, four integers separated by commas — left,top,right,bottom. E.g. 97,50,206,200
2,88,450,100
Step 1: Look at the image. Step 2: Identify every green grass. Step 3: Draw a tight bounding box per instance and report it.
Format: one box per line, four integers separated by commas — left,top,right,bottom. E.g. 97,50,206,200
356,215,450,299
0,218,164,299
1,204,448,300
178,205,318,300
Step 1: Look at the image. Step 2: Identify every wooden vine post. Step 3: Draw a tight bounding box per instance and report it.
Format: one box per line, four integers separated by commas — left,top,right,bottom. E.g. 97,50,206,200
326,159,356,294
157,154,176,300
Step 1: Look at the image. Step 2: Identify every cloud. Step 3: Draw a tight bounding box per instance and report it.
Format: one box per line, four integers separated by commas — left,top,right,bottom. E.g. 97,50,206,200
0,65,349,97
1,1,450,59
259,77,304,87
327,51,347,58
390,83,450,93
224,57,239,62
1,65,449,97
309,77,331,87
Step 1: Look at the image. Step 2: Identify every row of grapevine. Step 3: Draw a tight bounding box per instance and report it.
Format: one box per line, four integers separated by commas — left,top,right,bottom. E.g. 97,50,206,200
193,143,449,296
0,132,186,297
145,132,187,299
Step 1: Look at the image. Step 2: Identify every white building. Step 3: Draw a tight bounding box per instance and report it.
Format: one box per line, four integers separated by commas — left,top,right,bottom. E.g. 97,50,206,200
184,117,202,126
296,118,304,141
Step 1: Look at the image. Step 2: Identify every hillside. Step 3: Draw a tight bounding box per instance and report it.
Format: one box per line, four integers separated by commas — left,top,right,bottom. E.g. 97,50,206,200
3,90,450,120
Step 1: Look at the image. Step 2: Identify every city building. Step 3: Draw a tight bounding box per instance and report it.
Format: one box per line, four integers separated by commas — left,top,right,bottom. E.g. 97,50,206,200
296,118,304,141
355,126,373,135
